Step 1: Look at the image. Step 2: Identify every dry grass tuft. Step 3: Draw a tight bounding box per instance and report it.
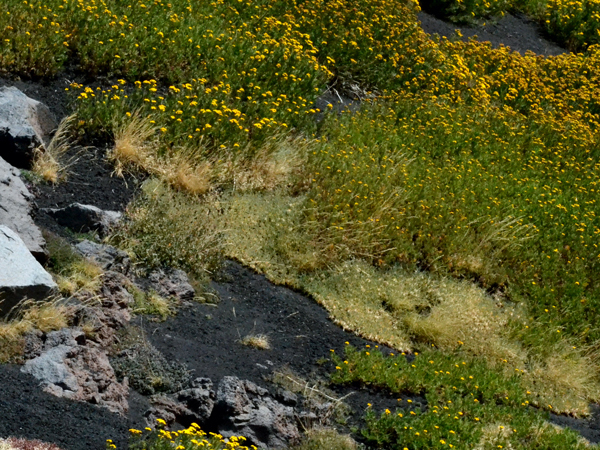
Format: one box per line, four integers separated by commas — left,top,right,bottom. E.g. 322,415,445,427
291,428,357,450
240,333,271,350
525,344,600,415
44,230,104,296
0,298,71,362
215,135,309,192
0,437,63,450
55,259,104,295
109,109,157,176
110,112,308,196
32,114,77,184
160,146,212,195
130,285,175,320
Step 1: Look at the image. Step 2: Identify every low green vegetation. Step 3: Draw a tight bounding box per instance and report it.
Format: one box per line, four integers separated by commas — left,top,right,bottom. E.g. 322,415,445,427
111,326,190,395
110,179,223,279
331,345,592,449
125,422,249,450
44,231,104,295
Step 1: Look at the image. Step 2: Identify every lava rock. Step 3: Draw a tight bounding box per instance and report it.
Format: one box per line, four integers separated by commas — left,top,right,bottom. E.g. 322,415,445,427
176,378,216,422
75,240,130,272
22,342,129,415
0,225,56,315
147,268,195,301
145,378,216,427
0,86,57,169
100,271,134,309
0,156,47,259
23,327,87,360
214,376,300,449
43,203,122,237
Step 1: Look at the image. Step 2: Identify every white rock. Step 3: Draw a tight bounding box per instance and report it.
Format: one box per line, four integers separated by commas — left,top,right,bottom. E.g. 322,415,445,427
0,156,47,259
0,86,57,168
0,225,56,315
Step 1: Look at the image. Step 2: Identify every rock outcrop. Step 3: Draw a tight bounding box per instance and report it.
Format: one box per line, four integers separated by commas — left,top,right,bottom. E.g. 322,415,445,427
21,327,129,415
0,225,56,315
145,378,216,426
0,156,47,259
75,240,130,273
215,376,300,449
147,376,300,449
0,86,57,169
147,268,195,301
43,203,122,237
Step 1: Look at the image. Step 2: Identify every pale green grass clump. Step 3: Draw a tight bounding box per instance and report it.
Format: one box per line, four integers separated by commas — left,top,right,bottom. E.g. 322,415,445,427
240,333,271,350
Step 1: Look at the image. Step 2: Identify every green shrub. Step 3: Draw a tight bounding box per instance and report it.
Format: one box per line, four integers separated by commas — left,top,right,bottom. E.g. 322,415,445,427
111,327,190,395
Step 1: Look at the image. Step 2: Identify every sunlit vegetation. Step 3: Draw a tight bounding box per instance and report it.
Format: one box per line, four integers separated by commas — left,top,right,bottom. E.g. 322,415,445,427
3,0,600,446
331,345,593,449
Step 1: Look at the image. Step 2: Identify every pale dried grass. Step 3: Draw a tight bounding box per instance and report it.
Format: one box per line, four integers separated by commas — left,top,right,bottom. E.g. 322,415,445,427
32,114,77,184
0,298,71,362
292,428,358,450
55,259,104,295
109,109,156,176
240,333,271,350
110,113,307,195
525,344,600,415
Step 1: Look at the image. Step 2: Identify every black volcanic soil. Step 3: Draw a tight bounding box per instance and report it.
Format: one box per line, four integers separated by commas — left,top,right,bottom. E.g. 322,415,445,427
418,10,567,56
29,144,139,239
0,364,149,450
138,261,419,421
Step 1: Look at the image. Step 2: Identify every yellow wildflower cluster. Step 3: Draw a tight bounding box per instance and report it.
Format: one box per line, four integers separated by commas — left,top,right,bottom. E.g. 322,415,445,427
3,0,600,348
123,421,254,450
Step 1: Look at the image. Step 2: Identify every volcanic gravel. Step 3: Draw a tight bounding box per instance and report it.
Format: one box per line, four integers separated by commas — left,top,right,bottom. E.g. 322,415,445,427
418,10,566,56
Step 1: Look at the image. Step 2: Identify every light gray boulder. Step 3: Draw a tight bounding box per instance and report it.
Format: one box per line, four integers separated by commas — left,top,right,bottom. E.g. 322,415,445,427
0,86,57,168
0,156,46,259
0,225,56,315
43,203,122,237
22,345,80,394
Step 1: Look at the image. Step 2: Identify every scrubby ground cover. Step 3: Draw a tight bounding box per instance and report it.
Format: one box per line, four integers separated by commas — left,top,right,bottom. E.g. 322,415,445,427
331,345,592,449
2,0,600,447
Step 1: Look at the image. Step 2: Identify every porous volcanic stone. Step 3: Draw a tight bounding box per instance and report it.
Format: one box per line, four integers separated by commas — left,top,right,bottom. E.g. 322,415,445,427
0,155,47,259
0,225,56,315
22,330,130,415
214,376,300,449
0,86,57,168
75,240,130,273
147,268,195,301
